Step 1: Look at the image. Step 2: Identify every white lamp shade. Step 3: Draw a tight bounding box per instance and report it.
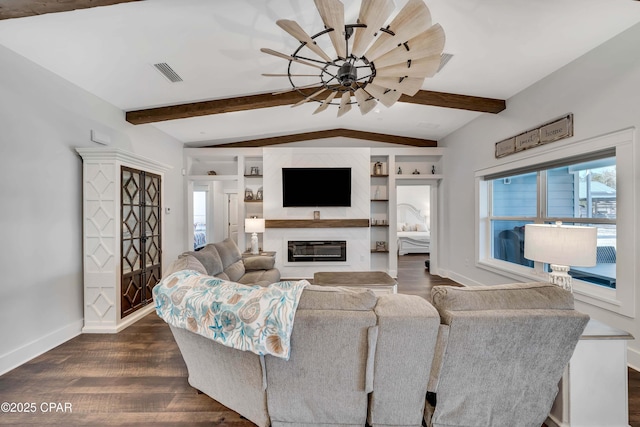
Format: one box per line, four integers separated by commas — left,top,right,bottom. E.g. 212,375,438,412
245,218,265,233
524,223,597,267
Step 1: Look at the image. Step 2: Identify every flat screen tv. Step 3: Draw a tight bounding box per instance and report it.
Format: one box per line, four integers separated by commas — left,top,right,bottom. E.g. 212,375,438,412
282,167,351,207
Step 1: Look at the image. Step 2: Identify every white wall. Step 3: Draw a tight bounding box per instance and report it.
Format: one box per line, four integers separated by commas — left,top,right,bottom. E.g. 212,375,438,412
0,45,185,374
439,22,640,367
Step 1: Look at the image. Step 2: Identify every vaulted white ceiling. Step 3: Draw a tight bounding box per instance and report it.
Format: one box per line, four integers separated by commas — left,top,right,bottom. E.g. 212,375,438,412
1,0,639,146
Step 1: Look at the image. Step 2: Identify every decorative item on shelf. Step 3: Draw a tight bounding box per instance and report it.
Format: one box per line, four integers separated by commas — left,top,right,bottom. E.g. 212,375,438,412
261,0,446,117
432,165,436,174
256,187,263,201
397,166,402,175
524,221,597,292
373,161,383,176
207,170,217,175
412,169,420,175
250,166,260,176
376,241,387,252
245,217,265,255
371,218,377,225
314,210,320,220
244,188,254,201
374,186,380,200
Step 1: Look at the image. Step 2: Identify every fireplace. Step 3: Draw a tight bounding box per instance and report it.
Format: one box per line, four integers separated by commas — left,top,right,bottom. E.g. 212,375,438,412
288,240,347,262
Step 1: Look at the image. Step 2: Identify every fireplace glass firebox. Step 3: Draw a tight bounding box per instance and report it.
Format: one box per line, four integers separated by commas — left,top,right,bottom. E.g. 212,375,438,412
288,241,347,262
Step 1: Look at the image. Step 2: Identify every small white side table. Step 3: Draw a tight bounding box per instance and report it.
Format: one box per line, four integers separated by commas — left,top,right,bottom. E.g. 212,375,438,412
546,319,633,427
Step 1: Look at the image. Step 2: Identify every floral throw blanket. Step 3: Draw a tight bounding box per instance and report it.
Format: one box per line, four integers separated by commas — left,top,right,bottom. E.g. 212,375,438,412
154,270,308,360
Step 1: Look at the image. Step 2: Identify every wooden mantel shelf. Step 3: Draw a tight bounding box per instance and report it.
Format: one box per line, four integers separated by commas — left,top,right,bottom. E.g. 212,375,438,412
265,219,369,228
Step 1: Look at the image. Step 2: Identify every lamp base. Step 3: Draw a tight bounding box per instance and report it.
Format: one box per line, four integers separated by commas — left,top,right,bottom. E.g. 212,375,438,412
549,264,573,292
250,232,259,255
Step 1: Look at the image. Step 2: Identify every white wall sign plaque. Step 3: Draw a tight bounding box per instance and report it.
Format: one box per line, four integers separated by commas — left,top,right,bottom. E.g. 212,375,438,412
515,129,540,152
494,114,573,158
540,115,573,144
495,137,516,158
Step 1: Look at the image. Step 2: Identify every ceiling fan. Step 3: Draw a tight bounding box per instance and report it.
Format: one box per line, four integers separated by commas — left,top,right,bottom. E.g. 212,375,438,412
261,0,445,117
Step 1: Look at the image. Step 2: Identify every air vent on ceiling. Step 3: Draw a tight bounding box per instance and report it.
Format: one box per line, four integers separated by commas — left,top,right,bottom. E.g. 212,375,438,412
153,62,183,83
437,53,454,73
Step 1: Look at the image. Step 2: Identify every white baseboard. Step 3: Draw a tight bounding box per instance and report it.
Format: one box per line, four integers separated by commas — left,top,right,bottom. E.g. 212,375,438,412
0,319,83,376
627,346,640,372
440,269,484,287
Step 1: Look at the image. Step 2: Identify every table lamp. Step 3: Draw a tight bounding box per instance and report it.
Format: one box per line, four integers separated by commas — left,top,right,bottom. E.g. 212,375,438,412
524,222,597,292
244,217,265,255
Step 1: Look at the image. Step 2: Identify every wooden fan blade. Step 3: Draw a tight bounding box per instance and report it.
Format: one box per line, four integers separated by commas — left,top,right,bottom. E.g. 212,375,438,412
260,48,325,70
376,55,442,78
262,73,321,77
337,91,352,117
314,0,346,59
373,24,445,69
404,23,446,57
371,76,424,96
352,0,395,57
313,91,338,114
363,83,401,107
272,83,319,95
354,88,378,115
277,19,333,62
364,0,432,62
292,88,327,107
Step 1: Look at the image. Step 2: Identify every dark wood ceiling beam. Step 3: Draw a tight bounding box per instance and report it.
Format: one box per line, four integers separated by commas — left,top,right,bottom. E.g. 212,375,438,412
399,90,506,114
0,0,141,20
127,91,303,125
125,88,506,125
205,129,437,148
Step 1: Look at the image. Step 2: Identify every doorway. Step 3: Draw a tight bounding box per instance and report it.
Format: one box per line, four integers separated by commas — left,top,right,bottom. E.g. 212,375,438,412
193,186,208,250
188,181,236,251
395,184,437,276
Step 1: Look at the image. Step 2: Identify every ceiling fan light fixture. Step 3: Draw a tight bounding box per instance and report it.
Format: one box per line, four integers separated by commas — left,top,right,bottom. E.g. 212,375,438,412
261,0,446,116
338,62,358,86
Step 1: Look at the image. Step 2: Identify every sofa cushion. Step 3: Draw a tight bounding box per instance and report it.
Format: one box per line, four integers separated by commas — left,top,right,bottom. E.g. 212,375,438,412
298,284,377,311
224,259,246,282
181,244,224,276
215,272,230,281
213,238,242,268
244,255,275,271
162,254,207,279
431,282,575,312
238,269,281,287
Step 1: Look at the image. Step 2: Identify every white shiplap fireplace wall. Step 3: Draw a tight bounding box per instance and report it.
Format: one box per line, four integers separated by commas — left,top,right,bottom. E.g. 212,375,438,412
263,147,370,279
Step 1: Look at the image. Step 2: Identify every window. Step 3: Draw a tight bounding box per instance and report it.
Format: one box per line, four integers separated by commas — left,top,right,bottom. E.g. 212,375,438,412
475,128,634,317
488,158,616,288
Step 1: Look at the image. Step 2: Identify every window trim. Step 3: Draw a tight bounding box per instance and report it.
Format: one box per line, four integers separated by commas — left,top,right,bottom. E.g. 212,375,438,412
475,128,636,318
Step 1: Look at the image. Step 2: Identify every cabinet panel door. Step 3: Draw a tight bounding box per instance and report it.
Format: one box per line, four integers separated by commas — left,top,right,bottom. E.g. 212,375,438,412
121,167,162,318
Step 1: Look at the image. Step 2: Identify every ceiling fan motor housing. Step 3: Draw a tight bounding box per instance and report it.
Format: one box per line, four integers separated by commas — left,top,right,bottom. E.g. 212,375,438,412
337,62,357,86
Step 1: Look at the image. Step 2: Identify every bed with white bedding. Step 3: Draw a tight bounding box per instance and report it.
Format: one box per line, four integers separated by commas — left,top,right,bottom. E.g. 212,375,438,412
397,203,430,255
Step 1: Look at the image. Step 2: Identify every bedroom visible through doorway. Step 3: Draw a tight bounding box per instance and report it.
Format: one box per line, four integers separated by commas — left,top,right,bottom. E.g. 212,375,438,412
397,185,432,271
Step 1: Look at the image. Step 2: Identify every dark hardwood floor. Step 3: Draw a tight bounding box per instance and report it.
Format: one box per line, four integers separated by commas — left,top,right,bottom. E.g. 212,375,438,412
0,254,637,426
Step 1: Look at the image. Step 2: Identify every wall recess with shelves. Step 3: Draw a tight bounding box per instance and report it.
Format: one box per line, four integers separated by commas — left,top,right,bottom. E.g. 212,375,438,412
370,148,444,277
370,155,390,270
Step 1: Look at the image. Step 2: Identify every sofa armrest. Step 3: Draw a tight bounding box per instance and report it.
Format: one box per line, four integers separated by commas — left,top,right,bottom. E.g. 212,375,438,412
243,255,275,271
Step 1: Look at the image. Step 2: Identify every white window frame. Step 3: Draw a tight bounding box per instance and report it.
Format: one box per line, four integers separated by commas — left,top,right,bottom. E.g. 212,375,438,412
475,129,636,317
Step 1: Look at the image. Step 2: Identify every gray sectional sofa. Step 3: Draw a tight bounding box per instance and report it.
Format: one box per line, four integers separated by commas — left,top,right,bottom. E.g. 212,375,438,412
156,247,588,427
182,238,280,286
